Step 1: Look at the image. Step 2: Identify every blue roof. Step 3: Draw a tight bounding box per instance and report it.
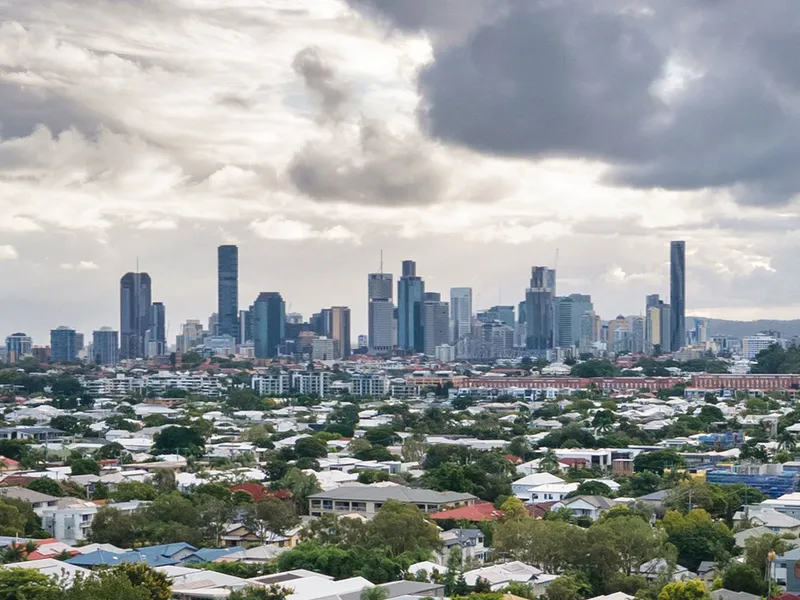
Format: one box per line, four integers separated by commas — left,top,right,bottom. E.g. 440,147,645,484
182,547,245,563
66,550,181,568
137,543,197,558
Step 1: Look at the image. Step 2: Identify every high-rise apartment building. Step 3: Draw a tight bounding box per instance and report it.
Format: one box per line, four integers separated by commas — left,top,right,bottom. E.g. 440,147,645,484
92,327,119,365
450,288,473,343
670,241,686,351
217,245,239,342
253,292,285,358
331,306,351,359
5,333,32,363
150,301,166,355
525,266,556,354
555,294,593,348
627,315,645,354
424,295,450,356
120,272,152,360
50,326,77,363
368,272,394,355
239,309,252,343
176,320,204,353
398,260,424,353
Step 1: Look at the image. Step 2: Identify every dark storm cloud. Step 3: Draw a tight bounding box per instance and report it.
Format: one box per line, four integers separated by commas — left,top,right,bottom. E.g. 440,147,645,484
346,0,800,205
288,119,447,205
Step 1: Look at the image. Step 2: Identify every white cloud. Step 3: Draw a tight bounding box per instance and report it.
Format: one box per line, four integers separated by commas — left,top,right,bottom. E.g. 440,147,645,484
60,260,99,270
0,245,18,259
250,217,358,243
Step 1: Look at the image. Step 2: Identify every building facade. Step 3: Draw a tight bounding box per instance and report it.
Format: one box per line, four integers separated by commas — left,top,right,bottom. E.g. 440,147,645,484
5,333,32,363
217,245,239,343
424,296,450,356
50,326,77,363
450,288,473,343
670,241,686,351
368,273,394,355
398,260,425,353
252,292,285,359
526,266,556,354
120,272,152,360
92,327,119,365
330,306,351,359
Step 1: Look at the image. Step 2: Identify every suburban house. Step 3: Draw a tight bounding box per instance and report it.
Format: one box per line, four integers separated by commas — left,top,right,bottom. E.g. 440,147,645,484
733,507,800,534
429,503,503,523
772,547,800,589
462,561,558,595
308,484,477,518
511,473,565,498
0,486,60,512
434,529,488,566
552,496,615,521
528,482,579,504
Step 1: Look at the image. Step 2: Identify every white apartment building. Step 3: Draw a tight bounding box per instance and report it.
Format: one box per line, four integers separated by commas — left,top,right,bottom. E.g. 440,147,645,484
292,372,332,398
40,500,145,546
312,338,336,361
350,373,389,397
251,374,292,396
742,335,782,360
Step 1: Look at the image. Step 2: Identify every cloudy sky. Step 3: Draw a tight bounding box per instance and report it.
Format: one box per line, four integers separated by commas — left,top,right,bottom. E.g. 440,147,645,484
1,0,800,344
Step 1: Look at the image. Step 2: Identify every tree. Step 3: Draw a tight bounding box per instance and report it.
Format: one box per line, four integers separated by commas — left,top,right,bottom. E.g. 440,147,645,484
363,426,399,447
634,450,686,475
26,478,63,497
50,415,84,435
369,500,441,557
657,580,709,600
571,360,618,378
0,498,48,538
662,509,735,571
744,533,792,577
778,430,797,452
721,563,767,596
539,449,560,473
499,497,528,521
112,563,172,600
88,507,139,548
69,457,100,476
243,498,299,544
592,410,616,434
277,468,321,516
94,442,127,460
112,481,158,502
0,568,60,600
228,586,290,600
620,471,662,497
545,575,582,600
360,588,389,600
566,480,614,498
401,435,428,463
294,437,329,459
153,426,205,456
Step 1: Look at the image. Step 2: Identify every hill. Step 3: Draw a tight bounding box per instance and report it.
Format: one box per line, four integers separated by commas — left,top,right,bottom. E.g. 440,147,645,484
691,317,800,339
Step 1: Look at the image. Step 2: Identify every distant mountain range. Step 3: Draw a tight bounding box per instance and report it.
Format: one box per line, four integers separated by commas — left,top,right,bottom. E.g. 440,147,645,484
690,317,800,339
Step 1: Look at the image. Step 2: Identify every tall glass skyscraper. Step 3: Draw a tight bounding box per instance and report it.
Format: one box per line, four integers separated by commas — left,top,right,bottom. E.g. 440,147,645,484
120,272,152,360
92,327,119,365
398,260,425,353
252,292,285,358
50,326,77,363
368,272,394,354
670,241,686,351
450,288,473,343
218,245,239,343
525,266,556,353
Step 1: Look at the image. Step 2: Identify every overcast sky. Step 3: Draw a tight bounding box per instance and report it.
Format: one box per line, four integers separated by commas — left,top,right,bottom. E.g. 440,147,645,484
2,0,800,344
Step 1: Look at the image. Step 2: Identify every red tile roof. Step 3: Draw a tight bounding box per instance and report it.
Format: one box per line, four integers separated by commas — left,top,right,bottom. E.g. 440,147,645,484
429,502,503,522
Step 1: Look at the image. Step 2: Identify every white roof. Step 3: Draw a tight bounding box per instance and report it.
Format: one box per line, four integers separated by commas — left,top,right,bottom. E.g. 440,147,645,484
463,561,543,587
408,561,448,576
284,575,372,600
76,543,129,554
529,482,579,494
513,473,565,487
2,558,90,585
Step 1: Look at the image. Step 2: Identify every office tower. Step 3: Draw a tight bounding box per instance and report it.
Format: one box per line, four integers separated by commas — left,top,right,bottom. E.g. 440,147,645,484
525,266,555,353
32,346,50,363
253,292,285,358
217,245,239,342
120,272,152,359
207,313,218,336
478,305,515,327
579,312,601,351
369,299,395,355
481,322,515,357
50,326,77,363
5,333,32,364
670,241,686,351
695,318,708,345
424,296,450,356
450,288,473,342
517,300,527,324
646,305,662,352
368,273,393,301
627,315,645,354
287,313,304,325
151,301,166,354
398,260,425,353
310,309,333,337
92,327,119,365
645,294,661,310
331,306,351,359
368,272,394,355
177,320,204,353
239,309,252,343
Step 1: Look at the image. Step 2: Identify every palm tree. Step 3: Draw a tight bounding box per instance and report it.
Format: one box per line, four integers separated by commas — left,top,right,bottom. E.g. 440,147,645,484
1,543,28,564
360,587,389,600
778,430,796,453
539,449,559,473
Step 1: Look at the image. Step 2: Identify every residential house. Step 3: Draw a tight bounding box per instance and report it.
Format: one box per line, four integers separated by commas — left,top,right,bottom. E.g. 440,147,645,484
308,484,477,518
462,561,558,595
710,590,760,600
429,503,503,523
733,507,800,534
2,558,90,586
586,593,634,600
0,486,60,512
772,547,800,589
528,482,579,504
639,559,696,581
434,529,488,566
511,473,565,498
552,496,615,521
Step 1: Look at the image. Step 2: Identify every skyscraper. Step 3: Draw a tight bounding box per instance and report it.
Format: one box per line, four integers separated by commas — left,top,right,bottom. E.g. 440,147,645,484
218,245,239,343
398,260,425,353
555,294,593,348
120,272,152,360
5,333,32,363
331,306,351,359
252,292,285,358
368,272,394,355
424,295,450,356
478,305,515,327
150,301,166,355
525,266,555,354
239,309,252,343
50,326,77,363
92,327,119,365
450,288,473,343
670,241,686,351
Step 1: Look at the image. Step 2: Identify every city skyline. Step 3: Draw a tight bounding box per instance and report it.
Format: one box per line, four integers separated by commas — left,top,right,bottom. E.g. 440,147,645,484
0,1,798,345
